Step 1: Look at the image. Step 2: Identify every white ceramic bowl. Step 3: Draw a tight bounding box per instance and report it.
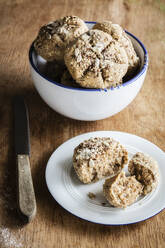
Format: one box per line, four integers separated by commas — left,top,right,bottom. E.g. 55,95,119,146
29,22,148,121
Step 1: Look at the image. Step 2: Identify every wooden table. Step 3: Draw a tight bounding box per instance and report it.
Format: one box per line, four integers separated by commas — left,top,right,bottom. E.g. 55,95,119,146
0,0,165,247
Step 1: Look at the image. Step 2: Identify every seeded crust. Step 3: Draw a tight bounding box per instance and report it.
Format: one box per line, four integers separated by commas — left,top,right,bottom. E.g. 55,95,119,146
128,152,159,195
93,21,139,75
64,29,128,89
103,171,143,208
73,137,128,184
34,16,88,61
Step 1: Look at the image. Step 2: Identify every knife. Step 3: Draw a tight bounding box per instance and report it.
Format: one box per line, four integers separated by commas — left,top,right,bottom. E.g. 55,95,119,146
14,96,36,222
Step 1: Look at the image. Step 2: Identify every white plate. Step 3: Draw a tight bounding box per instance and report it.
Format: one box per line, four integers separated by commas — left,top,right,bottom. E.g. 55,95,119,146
45,131,165,225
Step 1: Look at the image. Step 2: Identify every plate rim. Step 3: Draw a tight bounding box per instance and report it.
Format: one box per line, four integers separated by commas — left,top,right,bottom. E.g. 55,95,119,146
45,131,165,225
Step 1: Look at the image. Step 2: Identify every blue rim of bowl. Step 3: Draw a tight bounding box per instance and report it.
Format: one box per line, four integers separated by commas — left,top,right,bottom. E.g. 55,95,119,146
29,21,148,92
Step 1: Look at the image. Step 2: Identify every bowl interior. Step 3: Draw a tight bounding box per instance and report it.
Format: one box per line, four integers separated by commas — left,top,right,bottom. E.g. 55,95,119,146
30,22,148,90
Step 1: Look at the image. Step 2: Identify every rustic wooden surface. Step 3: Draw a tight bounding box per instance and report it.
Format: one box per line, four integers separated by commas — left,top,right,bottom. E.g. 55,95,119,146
0,0,165,247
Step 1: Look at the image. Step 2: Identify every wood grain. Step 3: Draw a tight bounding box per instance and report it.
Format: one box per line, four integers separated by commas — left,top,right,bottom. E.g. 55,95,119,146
0,0,165,247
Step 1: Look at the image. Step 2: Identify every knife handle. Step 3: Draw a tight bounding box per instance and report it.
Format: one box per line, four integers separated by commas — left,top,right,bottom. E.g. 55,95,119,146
17,154,37,222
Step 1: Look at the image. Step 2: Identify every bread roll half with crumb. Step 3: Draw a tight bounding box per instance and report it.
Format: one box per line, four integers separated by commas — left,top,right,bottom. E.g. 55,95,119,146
103,171,143,208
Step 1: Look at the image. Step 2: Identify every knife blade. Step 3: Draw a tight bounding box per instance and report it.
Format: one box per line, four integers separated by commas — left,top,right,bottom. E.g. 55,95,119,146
14,96,36,222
